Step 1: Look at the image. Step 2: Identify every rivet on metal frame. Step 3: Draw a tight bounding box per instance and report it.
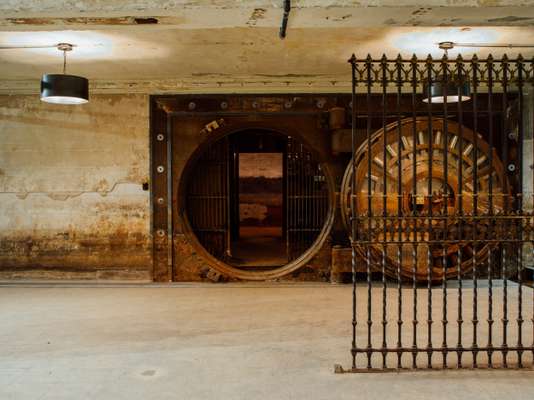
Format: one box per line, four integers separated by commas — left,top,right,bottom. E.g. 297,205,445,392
188,102,196,110
156,134,165,141
157,197,165,205
220,101,228,110
284,101,292,109
156,165,165,173
156,229,166,237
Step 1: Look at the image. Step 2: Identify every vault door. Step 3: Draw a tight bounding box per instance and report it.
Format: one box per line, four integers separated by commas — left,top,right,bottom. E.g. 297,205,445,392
286,138,329,261
186,137,230,260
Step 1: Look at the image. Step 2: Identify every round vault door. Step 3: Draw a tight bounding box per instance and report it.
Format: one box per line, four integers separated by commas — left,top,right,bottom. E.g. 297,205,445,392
183,129,335,280
340,117,509,282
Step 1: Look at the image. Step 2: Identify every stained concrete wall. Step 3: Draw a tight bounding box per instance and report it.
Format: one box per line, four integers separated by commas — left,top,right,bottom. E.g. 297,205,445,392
0,94,151,280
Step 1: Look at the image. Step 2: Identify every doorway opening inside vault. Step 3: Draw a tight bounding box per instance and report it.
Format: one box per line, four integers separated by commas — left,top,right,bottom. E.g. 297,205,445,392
234,151,286,268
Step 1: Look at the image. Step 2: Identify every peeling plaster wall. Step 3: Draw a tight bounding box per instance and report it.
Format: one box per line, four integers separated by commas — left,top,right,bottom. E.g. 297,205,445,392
0,94,151,280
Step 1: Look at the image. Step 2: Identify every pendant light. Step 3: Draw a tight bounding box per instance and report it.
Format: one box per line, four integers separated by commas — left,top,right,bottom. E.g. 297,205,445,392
40,43,88,105
422,41,470,104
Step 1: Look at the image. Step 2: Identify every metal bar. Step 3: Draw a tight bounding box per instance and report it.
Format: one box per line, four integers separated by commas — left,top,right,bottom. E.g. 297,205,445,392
225,137,231,258
366,55,373,370
442,42,534,49
350,345,534,353
411,56,419,369
426,56,434,369
488,56,495,214
516,55,525,368
350,57,528,63
352,238,532,245
350,55,358,371
456,58,464,369
441,55,450,369
471,55,480,368
166,114,174,280
486,54,494,367
168,111,324,117
396,55,404,369
502,57,510,368
381,55,388,369
288,140,292,260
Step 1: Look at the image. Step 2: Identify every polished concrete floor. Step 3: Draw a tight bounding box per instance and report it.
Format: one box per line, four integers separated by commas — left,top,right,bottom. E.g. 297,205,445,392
1,283,534,400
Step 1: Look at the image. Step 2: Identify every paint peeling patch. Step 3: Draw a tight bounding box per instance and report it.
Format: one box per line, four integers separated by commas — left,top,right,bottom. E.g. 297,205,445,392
326,14,352,22
134,17,158,25
4,17,136,25
247,8,266,27
487,16,533,23
412,8,432,16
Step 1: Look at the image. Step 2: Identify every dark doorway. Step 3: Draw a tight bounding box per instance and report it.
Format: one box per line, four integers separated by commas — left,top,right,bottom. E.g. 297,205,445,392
232,150,287,267
229,130,288,268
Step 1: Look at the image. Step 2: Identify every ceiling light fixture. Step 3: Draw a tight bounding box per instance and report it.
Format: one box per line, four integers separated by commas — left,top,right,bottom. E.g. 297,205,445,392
40,43,88,105
422,41,470,104
422,40,534,104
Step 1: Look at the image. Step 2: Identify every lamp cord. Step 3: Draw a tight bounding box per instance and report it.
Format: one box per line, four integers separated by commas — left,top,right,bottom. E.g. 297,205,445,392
63,50,66,74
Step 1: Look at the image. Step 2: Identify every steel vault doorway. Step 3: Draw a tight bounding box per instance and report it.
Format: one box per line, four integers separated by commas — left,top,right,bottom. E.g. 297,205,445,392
150,95,340,282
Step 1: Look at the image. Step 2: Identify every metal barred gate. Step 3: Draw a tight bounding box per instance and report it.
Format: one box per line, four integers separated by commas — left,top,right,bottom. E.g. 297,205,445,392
336,54,534,372
286,137,330,262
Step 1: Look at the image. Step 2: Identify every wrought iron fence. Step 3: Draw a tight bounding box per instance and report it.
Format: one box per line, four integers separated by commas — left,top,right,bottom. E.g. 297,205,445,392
336,54,534,371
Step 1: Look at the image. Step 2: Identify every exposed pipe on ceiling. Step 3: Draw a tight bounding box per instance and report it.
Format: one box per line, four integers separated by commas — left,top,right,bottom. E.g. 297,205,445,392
438,41,534,50
279,0,291,39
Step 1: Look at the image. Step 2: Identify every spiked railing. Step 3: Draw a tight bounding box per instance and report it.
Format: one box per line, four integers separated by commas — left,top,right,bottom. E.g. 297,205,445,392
337,53,534,372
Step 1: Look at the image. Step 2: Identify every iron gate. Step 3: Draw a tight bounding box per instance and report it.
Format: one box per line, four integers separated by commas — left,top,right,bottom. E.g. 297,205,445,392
336,54,534,371
286,137,329,261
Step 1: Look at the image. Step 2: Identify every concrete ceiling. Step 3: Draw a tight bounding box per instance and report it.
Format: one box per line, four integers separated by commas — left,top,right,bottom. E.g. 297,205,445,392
1,1,534,93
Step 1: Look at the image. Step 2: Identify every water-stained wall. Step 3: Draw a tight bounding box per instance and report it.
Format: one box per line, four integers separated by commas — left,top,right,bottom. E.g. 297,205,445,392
0,94,151,280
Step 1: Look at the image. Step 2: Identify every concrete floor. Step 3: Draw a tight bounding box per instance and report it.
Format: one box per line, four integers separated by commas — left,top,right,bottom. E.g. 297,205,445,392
1,283,534,400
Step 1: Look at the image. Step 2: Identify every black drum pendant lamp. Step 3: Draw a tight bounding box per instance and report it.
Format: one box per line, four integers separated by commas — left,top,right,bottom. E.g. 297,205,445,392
422,41,470,104
422,76,471,104
40,43,88,105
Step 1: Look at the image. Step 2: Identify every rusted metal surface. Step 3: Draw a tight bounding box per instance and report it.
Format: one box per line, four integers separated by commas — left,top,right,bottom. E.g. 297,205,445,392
331,245,366,283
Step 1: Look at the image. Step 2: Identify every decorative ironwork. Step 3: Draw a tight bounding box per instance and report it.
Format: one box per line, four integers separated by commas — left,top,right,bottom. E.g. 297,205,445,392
336,54,534,372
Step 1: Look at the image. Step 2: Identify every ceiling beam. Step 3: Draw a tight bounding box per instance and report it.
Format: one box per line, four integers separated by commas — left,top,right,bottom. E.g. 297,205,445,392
1,4,534,30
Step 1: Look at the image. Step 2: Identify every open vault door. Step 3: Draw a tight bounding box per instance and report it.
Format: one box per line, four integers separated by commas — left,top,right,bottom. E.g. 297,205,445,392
186,136,231,260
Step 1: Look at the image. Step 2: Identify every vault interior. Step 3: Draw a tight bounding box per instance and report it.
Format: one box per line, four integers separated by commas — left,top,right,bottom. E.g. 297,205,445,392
184,128,330,273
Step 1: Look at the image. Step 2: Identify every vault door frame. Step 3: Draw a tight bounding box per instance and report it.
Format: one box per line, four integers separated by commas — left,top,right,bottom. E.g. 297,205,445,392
150,94,343,282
